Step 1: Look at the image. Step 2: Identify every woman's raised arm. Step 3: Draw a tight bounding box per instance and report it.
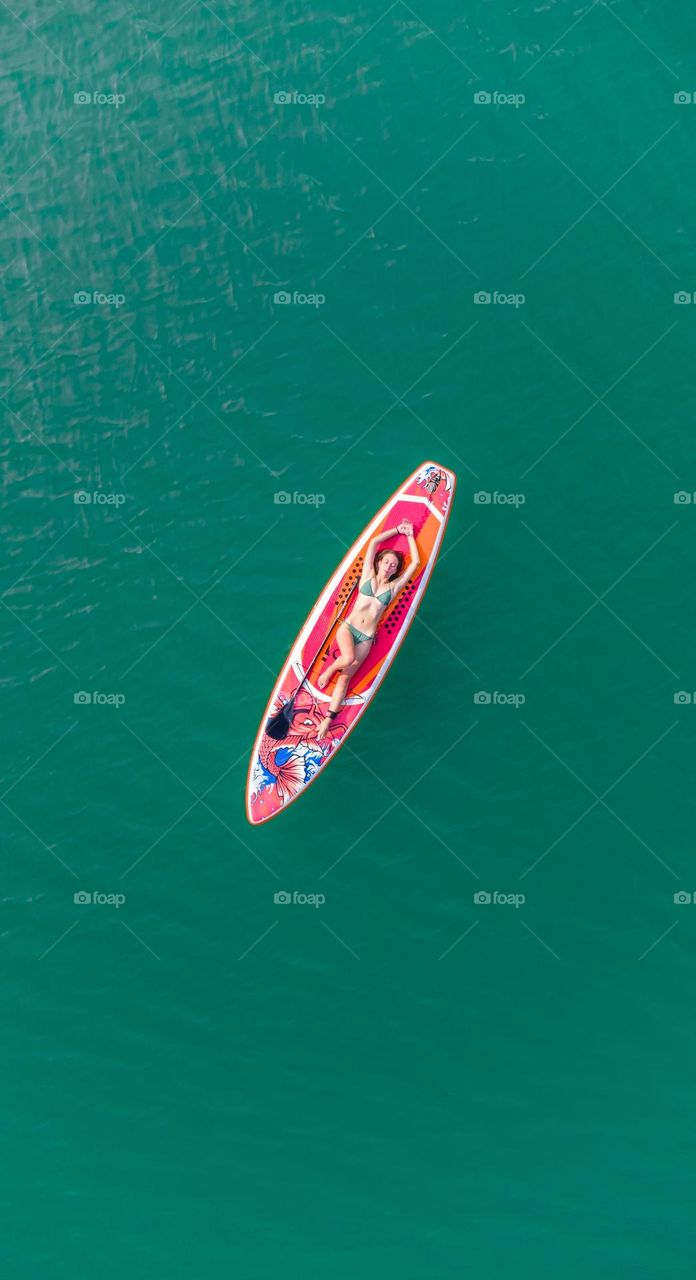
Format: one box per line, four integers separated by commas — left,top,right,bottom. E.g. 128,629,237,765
361,526,399,581
390,524,420,595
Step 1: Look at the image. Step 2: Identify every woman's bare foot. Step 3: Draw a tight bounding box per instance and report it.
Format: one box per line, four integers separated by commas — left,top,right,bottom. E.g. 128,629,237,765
317,715,333,740
317,671,330,691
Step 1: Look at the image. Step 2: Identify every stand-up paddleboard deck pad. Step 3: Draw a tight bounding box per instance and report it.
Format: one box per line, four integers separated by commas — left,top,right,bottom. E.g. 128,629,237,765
246,461,456,825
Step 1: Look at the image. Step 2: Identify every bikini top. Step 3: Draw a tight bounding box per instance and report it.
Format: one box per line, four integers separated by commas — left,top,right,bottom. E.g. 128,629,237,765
359,578,392,607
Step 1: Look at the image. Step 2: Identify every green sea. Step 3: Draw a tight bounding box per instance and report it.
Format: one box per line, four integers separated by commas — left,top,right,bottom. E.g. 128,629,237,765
4,1,696,1275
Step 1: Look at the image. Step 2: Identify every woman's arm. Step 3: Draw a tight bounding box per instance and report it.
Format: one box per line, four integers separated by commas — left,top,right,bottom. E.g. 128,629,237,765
390,531,420,596
361,527,399,581
406,533,420,570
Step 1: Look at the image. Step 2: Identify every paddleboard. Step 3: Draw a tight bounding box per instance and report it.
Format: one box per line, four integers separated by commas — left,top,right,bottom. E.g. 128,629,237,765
246,460,456,825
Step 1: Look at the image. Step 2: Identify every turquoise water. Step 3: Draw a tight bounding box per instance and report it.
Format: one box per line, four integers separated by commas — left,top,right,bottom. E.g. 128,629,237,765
4,2,696,1275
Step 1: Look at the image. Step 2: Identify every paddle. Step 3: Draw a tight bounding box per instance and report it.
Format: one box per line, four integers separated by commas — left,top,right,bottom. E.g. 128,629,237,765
264,582,356,741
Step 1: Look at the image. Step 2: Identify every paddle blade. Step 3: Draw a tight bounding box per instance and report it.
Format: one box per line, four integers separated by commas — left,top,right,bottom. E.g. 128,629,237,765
264,699,295,740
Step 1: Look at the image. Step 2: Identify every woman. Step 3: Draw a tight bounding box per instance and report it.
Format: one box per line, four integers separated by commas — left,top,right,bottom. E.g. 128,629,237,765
316,519,420,739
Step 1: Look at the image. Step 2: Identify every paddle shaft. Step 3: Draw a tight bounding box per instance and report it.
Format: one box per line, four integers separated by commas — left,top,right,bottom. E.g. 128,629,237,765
264,578,358,735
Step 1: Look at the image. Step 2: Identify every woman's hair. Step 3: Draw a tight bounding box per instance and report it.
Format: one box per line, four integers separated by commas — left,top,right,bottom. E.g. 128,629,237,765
374,548,404,581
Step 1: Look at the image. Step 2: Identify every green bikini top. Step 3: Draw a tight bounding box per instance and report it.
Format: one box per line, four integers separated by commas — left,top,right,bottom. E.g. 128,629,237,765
360,578,392,607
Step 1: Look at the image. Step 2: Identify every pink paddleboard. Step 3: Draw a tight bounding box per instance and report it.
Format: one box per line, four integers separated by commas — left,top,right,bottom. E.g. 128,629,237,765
246,461,456,824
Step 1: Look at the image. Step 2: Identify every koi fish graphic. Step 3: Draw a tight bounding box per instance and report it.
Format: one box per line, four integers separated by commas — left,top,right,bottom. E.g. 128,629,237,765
254,691,347,806
416,464,451,496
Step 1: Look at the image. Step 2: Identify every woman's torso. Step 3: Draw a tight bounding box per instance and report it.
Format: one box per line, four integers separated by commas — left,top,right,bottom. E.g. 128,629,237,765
347,578,393,636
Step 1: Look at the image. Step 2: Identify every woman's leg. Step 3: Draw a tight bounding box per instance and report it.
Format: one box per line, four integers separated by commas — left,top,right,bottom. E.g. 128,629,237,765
317,637,372,739
317,623,356,690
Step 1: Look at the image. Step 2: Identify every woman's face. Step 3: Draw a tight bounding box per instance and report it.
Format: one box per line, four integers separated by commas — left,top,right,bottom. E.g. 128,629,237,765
379,553,398,578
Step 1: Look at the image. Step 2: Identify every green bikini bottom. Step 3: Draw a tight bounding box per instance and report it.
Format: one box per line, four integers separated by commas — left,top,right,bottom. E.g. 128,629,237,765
346,621,376,646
